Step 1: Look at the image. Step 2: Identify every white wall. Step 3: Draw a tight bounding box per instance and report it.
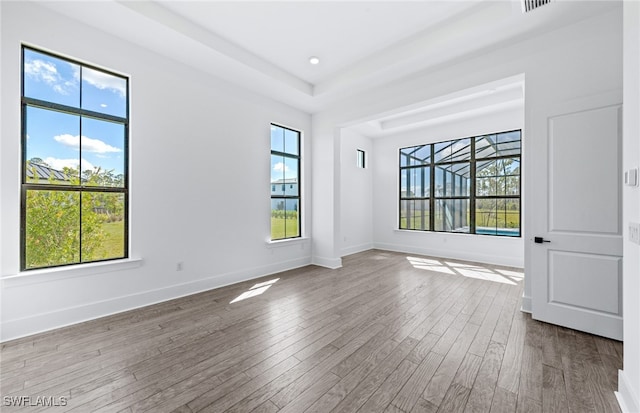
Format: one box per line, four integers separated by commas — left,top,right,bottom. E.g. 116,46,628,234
340,129,373,256
618,2,640,411
0,2,312,341
371,107,524,268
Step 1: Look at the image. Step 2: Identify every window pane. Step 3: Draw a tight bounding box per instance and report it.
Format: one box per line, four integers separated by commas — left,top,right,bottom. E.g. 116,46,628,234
434,199,450,231
476,177,496,196
477,158,520,196
23,48,79,108
270,155,285,196
270,125,284,153
496,131,521,156
435,199,469,232
400,147,411,167
413,146,430,165
401,167,429,198
434,141,451,163
400,200,413,229
476,198,497,234
475,198,520,236
271,199,286,240
400,145,430,167
450,163,470,181
475,134,497,159
284,128,299,156
495,158,520,175
400,199,429,230
82,192,126,262
284,157,299,196
476,160,497,196
25,106,80,184
452,199,470,233
477,159,496,177
81,67,127,118
449,138,471,162
476,132,521,159
505,175,520,196
81,117,126,186
435,166,456,197
453,173,470,197
400,146,415,167
25,189,80,269
496,198,520,236
285,198,300,238
452,165,470,196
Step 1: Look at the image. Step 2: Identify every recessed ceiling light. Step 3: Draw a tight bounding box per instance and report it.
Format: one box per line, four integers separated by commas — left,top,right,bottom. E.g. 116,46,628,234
309,56,320,65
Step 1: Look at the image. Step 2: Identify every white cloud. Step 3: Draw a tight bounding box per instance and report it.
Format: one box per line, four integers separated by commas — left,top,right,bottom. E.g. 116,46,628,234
82,67,126,97
54,134,121,154
24,59,77,95
273,162,289,173
24,59,57,83
44,157,95,172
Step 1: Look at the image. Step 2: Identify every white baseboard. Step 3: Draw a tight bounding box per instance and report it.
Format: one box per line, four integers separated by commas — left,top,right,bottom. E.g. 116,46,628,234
521,294,532,313
311,255,342,269
616,369,640,413
341,243,374,257
373,242,524,268
0,256,311,342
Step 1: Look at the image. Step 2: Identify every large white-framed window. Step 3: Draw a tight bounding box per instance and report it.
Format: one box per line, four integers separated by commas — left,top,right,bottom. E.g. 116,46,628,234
21,46,129,270
399,130,521,237
270,124,301,240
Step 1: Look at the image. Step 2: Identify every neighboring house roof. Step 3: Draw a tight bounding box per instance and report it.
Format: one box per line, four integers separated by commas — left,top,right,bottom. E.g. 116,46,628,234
26,162,70,181
271,178,298,184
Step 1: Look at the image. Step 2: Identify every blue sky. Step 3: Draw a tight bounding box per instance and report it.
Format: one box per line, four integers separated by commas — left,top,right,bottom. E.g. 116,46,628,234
270,125,299,188
24,48,127,176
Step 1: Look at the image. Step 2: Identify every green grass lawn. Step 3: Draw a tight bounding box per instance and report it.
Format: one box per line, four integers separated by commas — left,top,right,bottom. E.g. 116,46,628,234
400,209,520,230
94,220,125,259
271,217,299,240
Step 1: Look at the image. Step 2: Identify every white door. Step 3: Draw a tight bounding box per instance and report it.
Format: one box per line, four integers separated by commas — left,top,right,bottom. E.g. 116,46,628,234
531,95,623,340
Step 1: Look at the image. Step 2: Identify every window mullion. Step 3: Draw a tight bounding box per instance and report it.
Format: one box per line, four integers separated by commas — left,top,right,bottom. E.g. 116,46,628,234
430,144,435,231
470,137,476,234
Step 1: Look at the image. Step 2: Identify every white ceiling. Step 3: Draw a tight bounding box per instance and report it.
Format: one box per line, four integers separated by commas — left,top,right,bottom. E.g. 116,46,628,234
348,74,525,138
156,1,479,85
40,0,619,114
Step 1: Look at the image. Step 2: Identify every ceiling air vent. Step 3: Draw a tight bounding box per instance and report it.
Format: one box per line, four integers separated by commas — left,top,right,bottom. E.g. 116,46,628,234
521,0,554,13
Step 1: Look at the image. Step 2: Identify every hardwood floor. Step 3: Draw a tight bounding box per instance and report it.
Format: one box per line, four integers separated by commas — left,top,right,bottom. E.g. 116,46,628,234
0,250,623,412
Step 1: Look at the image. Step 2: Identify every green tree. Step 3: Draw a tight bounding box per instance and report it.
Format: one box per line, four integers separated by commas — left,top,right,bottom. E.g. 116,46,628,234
24,163,119,268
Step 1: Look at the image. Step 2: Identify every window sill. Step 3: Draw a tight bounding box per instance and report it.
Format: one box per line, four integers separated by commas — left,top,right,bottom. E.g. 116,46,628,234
1,258,143,287
265,237,309,249
393,229,522,239
393,229,478,238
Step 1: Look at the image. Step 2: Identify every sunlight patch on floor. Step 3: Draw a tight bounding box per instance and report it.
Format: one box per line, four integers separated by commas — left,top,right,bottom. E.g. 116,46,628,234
406,256,523,285
230,278,280,304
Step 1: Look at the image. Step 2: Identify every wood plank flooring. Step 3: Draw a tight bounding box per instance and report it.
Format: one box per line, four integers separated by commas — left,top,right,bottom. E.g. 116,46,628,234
0,250,623,412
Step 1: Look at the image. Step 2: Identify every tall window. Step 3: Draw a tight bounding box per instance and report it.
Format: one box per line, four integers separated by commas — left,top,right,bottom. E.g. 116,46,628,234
357,149,366,169
21,47,129,270
400,130,521,236
270,124,301,240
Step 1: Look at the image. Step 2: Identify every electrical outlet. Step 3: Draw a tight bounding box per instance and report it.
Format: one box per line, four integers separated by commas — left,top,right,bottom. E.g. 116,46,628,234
629,222,640,245
176,262,184,271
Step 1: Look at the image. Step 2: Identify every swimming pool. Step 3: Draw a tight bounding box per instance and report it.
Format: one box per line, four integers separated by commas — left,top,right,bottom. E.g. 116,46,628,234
475,227,520,237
